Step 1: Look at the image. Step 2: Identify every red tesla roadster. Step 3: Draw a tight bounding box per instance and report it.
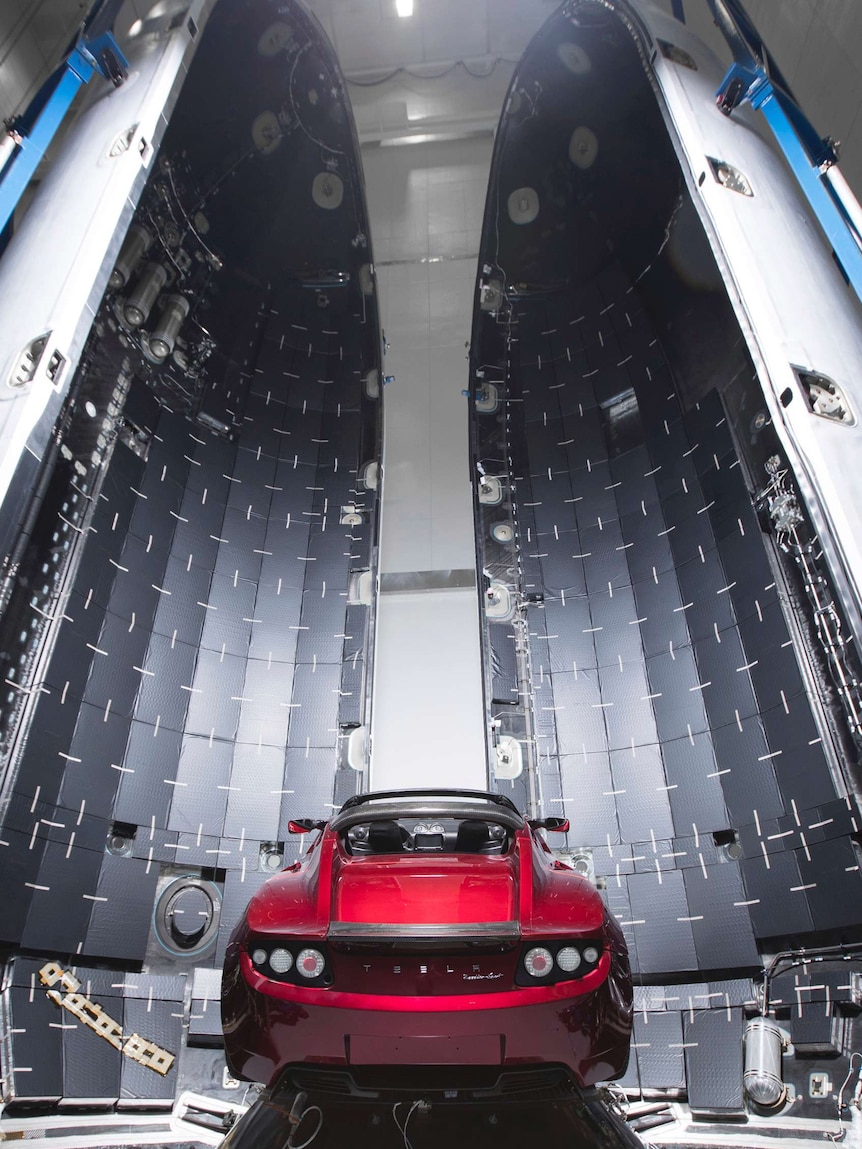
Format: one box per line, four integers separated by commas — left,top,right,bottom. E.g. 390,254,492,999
221,789,632,1091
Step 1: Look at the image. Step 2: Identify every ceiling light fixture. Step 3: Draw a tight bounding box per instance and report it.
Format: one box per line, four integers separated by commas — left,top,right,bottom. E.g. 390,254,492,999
395,0,413,17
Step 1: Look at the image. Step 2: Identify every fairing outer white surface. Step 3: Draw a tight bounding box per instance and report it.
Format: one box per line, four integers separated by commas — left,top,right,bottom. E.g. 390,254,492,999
637,0,862,645
0,3,209,515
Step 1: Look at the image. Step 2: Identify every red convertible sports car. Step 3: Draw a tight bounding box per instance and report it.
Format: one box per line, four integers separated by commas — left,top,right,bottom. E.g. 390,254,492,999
221,789,632,1092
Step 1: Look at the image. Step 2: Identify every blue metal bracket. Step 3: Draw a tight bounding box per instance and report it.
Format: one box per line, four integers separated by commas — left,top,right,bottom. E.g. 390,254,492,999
0,17,128,237
711,1,862,304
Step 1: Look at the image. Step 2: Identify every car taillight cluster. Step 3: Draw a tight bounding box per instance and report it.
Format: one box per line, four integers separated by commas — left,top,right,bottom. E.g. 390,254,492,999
517,941,603,985
249,943,331,985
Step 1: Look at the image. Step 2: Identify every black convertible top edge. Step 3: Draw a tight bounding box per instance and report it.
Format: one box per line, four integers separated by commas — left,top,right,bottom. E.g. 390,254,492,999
338,788,522,814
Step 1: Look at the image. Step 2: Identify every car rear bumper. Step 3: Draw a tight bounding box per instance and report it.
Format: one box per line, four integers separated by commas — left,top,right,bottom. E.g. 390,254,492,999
222,943,632,1088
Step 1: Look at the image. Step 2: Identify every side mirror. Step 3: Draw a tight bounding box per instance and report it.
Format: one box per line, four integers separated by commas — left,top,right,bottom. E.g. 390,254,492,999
528,817,570,833
288,818,326,834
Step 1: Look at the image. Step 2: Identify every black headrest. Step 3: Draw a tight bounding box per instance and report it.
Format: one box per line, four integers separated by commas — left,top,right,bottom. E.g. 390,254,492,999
368,820,403,854
455,819,491,853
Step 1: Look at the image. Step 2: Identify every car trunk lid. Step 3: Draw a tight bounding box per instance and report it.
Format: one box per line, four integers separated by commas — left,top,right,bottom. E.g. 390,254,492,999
329,853,519,937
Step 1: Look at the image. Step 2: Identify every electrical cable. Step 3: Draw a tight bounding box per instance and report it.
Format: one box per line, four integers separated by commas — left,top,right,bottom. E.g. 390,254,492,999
392,1100,422,1149
827,1051,862,1143
346,57,518,87
288,41,346,157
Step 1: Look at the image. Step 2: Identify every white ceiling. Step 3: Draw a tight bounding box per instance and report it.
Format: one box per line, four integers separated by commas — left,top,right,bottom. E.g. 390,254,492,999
303,0,559,76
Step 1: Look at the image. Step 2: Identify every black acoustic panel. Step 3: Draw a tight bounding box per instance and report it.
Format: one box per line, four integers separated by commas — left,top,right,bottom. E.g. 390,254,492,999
591,590,649,670
52,608,103,685
13,678,81,781
628,869,698,975
747,630,808,710
235,658,293,748
122,972,185,1002
740,849,814,939
248,580,303,663
223,743,285,841
183,441,238,497
296,592,349,665
704,978,757,1008
84,614,152,715
737,816,781,861
114,724,184,829
0,826,45,943
214,510,266,570
797,837,862,932
268,474,316,520
682,862,760,970
8,982,64,1101
338,656,366,727
805,797,859,844
343,605,369,657
539,597,596,674
661,733,729,834
189,967,224,1043
770,729,839,813
200,571,257,651
788,1005,841,1053
61,704,130,817
118,998,181,1106
117,533,173,597
332,763,362,809
167,830,220,868
133,634,197,731
683,1007,744,1115
288,663,341,747
609,745,675,843
20,839,101,953
609,443,654,506
613,1048,640,1092
283,747,338,822
600,664,657,747
712,717,786,824
128,824,189,866
557,753,620,846
171,514,222,574
306,526,352,565
230,447,277,491
633,841,677,875
345,524,372,569
535,543,586,597
184,647,246,741
149,559,213,648
691,631,759,732
167,736,234,836
630,574,691,659
571,475,622,534
646,648,710,744
580,527,630,600
62,986,123,1103
84,854,159,962
770,969,856,1010
632,1010,685,1090
551,677,609,756
213,546,263,588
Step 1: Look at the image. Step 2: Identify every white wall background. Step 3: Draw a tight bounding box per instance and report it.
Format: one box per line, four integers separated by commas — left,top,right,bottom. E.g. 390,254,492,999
363,120,496,790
